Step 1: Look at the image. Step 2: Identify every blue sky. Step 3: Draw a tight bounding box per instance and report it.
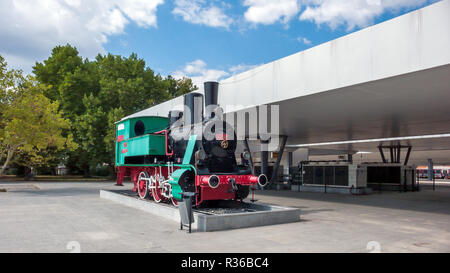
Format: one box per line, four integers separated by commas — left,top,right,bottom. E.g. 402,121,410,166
0,0,440,86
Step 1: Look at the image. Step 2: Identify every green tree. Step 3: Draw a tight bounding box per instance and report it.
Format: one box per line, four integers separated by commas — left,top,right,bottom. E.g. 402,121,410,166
0,75,77,176
58,62,100,116
33,45,84,102
96,53,164,114
75,94,108,166
33,45,196,176
166,75,196,99
0,56,26,114
0,56,27,167
33,45,99,175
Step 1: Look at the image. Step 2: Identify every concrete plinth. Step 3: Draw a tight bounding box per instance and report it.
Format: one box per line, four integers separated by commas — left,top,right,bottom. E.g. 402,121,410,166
100,190,301,232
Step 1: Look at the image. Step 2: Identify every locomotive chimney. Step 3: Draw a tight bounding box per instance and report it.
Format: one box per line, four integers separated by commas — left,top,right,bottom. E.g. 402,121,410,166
183,93,204,126
204,81,219,119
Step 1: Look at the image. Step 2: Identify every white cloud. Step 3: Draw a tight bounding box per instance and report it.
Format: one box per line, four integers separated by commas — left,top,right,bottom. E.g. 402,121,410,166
0,0,164,73
172,0,233,28
119,0,163,27
296,36,312,45
173,60,263,88
299,0,429,30
243,0,300,25
229,63,261,74
173,60,230,88
242,0,431,29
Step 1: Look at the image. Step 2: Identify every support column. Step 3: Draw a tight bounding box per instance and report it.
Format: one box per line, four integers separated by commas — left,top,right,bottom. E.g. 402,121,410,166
428,159,433,182
404,146,412,166
260,140,269,177
348,154,353,164
270,136,288,184
378,146,387,163
244,137,255,175
287,152,293,175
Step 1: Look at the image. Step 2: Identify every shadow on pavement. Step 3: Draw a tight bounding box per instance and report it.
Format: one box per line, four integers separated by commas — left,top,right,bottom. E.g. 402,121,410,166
256,186,450,215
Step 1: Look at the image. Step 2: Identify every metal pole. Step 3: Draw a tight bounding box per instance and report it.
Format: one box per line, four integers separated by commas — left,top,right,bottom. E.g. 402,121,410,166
288,152,293,169
261,147,269,176
288,152,293,179
348,154,353,164
428,159,433,182
298,162,303,192
189,212,192,233
287,152,293,188
261,140,269,190
417,171,420,191
404,169,407,192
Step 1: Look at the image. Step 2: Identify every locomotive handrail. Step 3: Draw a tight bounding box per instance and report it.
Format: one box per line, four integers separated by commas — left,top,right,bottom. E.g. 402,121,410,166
152,129,174,157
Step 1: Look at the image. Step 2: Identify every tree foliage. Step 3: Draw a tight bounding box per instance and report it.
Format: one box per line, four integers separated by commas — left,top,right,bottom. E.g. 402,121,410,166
0,57,77,176
31,44,196,176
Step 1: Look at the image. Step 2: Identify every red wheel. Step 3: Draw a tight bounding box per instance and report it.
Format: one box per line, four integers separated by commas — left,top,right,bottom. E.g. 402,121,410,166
151,176,163,203
137,172,149,199
171,197,179,207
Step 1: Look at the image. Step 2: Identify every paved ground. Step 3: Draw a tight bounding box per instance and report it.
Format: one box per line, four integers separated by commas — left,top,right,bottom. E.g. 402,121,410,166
0,181,449,253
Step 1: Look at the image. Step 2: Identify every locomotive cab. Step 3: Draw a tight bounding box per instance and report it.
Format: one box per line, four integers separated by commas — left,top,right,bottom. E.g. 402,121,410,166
115,116,169,165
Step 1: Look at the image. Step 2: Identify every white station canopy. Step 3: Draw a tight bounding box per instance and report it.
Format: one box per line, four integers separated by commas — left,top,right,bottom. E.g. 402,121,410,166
124,1,450,162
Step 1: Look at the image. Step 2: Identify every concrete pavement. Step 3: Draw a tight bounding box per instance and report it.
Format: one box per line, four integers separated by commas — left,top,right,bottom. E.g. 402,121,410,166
0,181,448,252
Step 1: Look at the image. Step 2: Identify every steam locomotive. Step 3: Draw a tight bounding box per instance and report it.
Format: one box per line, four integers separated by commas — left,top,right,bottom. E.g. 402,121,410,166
115,81,267,206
